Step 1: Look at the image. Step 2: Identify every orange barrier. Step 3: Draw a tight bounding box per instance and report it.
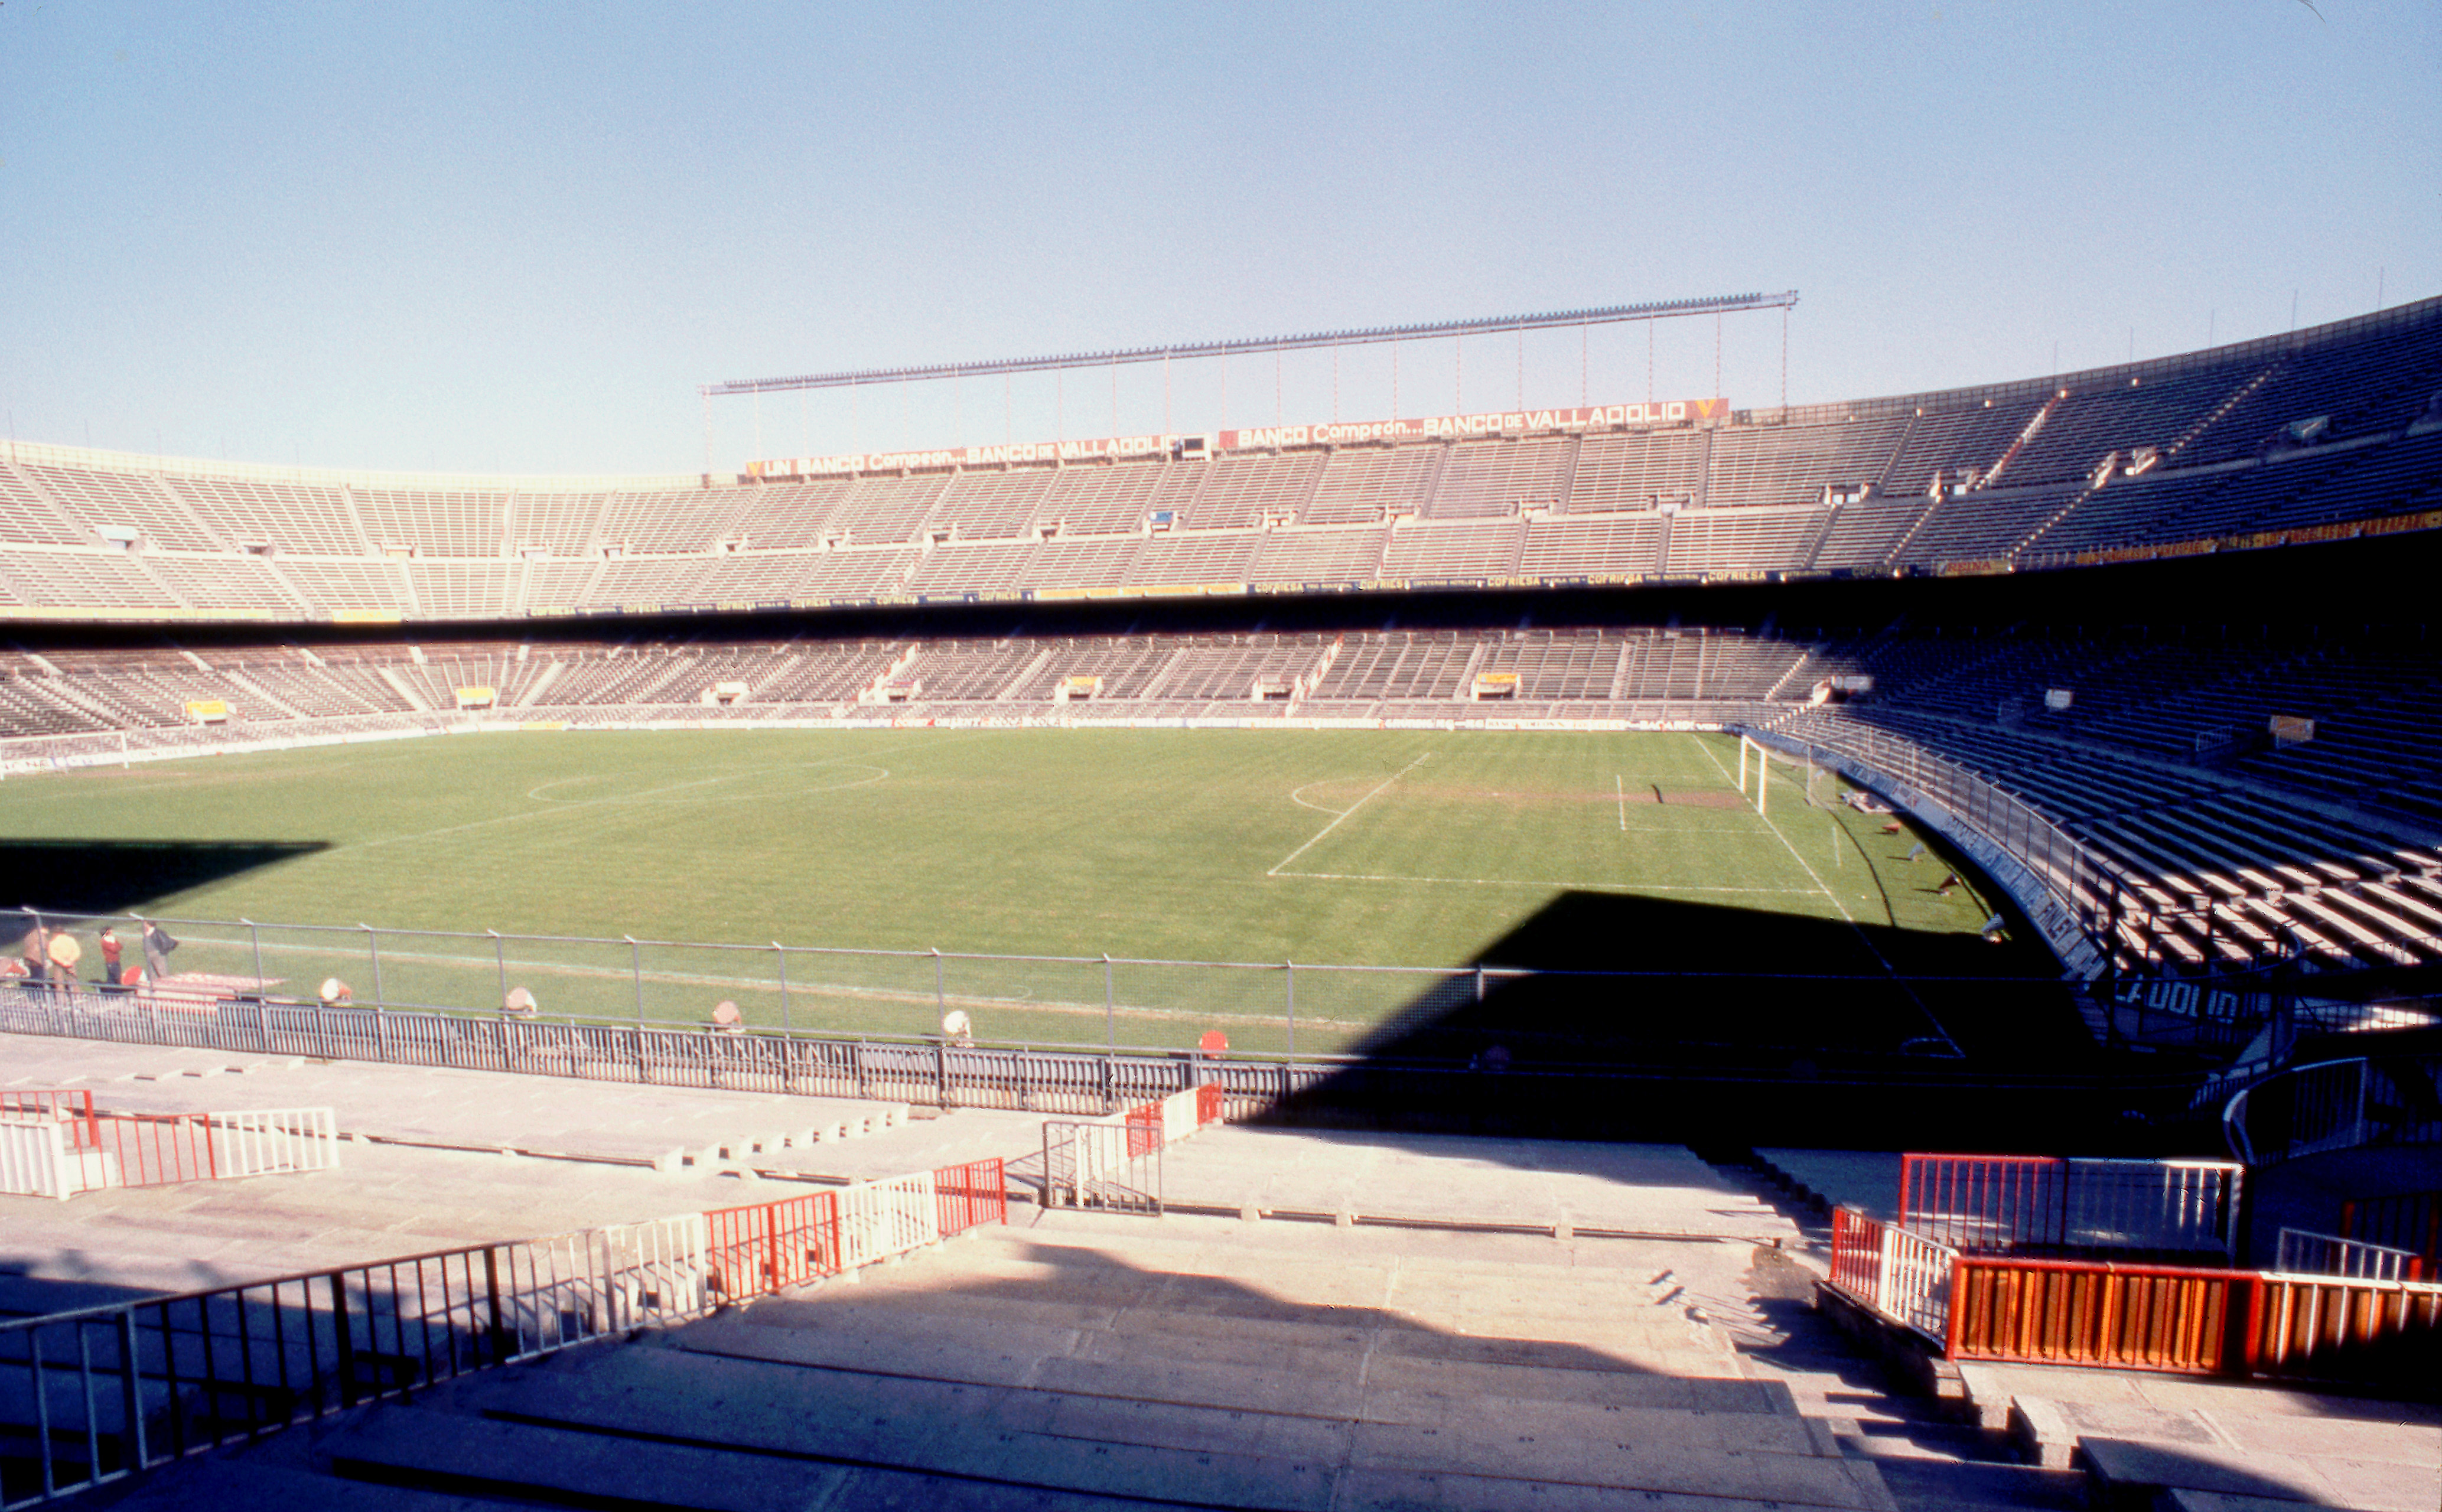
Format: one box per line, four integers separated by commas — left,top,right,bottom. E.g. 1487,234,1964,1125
2246,1271,2442,1382
1946,1254,2241,1374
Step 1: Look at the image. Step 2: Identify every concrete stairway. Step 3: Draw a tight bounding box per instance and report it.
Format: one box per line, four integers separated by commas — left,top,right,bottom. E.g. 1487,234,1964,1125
106,1212,1905,1511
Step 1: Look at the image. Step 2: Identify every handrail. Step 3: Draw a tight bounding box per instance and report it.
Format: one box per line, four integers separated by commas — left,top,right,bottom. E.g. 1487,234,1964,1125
0,1143,1014,1507
2224,1052,2442,1166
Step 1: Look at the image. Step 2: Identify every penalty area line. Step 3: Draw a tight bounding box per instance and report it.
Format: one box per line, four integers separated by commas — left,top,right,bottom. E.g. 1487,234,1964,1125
1272,869,1822,895
1268,751,1431,877
1691,734,1964,1058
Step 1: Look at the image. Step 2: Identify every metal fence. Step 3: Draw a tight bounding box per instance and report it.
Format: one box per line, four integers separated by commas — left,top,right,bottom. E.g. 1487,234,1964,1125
1,979,1335,1120
2,1144,1017,1506
1746,721,2109,978
0,1091,338,1200
1897,1153,2244,1260
1826,1206,1957,1343
6,902,1574,1060
0,1218,704,1508
1828,1208,2442,1383
2223,1053,2442,1165
2275,1228,2424,1283
1041,1120,1163,1215
1946,1253,2242,1374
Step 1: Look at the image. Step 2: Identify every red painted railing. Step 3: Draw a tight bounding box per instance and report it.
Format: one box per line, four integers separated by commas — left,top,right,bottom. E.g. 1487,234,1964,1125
704,1156,1007,1304
1900,1153,2067,1251
1124,1102,1161,1157
6,1090,225,1190
936,1156,1007,1237
704,1190,841,1300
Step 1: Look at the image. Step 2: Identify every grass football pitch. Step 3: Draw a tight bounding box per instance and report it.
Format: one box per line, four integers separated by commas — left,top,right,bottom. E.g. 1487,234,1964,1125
1,728,2029,1055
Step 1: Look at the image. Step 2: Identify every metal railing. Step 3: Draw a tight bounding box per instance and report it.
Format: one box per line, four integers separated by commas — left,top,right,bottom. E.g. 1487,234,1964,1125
2275,1228,2424,1282
4,1145,1014,1506
2247,1270,2442,1381
1947,1254,2242,1374
0,1218,705,1508
1,978,1332,1119
1826,1206,1958,1343
1,1092,338,1200
1897,1153,2244,1260
1042,1120,1163,1215
2223,1053,2442,1165
6,901,1614,1060
1826,1204,2442,1384
1742,722,2108,978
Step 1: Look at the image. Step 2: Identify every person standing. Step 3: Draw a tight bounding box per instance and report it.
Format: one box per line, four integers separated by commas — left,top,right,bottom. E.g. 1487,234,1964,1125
45,932,80,995
138,917,177,980
97,927,123,986
19,923,48,990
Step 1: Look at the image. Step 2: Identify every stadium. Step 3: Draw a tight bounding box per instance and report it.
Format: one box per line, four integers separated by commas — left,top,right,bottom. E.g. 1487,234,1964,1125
7,292,2442,1503
4,8,2439,1497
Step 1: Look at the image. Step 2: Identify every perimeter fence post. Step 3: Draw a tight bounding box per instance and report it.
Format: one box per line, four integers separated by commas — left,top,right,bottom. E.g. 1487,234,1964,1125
774,944,790,1035
1474,964,1486,1003
627,936,643,1028
932,947,945,1025
1284,960,1295,1057
1102,954,1113,1052
245,918,265,998
489,930,505,1006
118,1309,148,1468
364,924,383,1007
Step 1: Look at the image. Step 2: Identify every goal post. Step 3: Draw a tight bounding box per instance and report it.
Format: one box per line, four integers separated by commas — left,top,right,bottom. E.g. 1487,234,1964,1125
1738,735,1824,818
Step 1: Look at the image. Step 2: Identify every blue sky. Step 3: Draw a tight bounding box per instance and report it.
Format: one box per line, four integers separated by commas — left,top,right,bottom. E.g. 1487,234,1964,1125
2,2,2433,476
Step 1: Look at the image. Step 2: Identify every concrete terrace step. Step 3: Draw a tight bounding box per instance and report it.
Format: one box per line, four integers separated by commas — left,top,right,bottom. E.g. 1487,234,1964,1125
106,1454,516,1511
323,1397,1321,1512
747,1273,1728,1357
789,1287,1711,1352
411,1344,1901,1512
663,1310,1746,1421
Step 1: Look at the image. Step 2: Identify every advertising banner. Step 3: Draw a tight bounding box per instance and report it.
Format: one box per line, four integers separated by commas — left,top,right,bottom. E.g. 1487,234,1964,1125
746,399,1730,480
1220,399,1727,452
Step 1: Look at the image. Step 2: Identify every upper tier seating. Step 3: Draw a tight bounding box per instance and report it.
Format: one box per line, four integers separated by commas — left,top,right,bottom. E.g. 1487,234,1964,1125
0,299,2434,622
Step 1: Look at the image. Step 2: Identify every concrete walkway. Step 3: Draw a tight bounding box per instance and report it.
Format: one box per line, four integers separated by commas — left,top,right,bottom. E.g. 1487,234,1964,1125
1758,1148,1904,1219
0,1029,910,1170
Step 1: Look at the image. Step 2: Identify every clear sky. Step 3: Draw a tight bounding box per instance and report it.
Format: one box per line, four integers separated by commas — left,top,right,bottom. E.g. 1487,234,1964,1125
2,2,2433,477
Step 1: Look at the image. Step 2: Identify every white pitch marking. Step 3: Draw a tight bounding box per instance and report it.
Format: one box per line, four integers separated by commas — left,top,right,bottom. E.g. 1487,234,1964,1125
366,748,912,851
1616,774,1626,832
1268,751,1431,877
1288,781,1351,816
1272,868,1821,895
1692,735,1962,1057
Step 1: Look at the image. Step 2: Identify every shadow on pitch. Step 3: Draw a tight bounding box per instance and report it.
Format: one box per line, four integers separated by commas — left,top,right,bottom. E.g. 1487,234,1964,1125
1248,888,2169,1151
5,840,330,919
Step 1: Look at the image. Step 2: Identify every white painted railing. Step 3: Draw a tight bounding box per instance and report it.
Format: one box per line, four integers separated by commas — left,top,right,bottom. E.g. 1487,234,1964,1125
2275,1227,2424,1283
495,1216,709,1360
1875,1222,1961,1341
0,1116,71,1200
209,1106,342,1178
834,1171,941,1272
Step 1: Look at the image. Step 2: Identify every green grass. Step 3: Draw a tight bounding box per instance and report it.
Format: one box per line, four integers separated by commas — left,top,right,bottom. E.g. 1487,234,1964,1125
0,728,2015,1052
